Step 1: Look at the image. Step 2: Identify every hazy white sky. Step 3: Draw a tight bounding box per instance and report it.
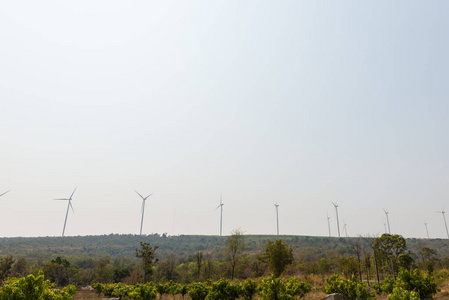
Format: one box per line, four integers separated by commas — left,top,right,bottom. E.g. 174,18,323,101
1,1,449,238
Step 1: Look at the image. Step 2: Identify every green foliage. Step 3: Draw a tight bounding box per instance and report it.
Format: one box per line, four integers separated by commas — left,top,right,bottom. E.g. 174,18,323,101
285,278,311,299
136,242,158,283
0,255,15,282
206,278,241,300
372,276,395,295
128,284,157,300
166,280,180,296
241,278,258,300
90,282,157,300
374,234,407,278
258,275,291,300
394,269,439,299
0,273,76,300
322,275,374,299
263,240,294,278
187,282,209,300
387,287,420,300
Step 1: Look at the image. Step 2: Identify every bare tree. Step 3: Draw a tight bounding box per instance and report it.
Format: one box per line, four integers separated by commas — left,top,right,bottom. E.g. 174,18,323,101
226,229,245,280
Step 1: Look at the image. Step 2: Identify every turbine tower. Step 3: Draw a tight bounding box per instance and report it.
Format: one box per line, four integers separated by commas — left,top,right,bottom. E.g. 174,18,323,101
424,222,430,239
135,191,153,235
343,220,348,237
55,188,76,237
332,202,340,238
383,209,391,234
274,202,280,235
437,210,449,239
0,190,10,197
327,215,331,237
216,196,224,236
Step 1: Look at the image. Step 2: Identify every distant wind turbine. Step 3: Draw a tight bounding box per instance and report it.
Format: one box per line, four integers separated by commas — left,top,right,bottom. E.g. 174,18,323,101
332,202,340,238
436,209,449,239
54,188,76,237
327,215,331,237
135,190,153,235
424,222,430,239
274,202,280,235
216,196,224,236
343,220,348,237
383,209,391,234
0,190,10,197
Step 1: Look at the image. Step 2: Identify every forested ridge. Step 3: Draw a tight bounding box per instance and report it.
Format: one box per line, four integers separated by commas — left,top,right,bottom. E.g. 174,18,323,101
1,234,448,263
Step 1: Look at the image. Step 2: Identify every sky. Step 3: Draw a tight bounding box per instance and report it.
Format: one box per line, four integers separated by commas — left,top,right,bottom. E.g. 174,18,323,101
1,1,449,239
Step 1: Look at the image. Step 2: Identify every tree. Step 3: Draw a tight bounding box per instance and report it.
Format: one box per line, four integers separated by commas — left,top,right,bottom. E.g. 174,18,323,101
11,258,27,278
349,237,365,281
226,229,245,280
374,234,407,279
263,240,294,278
195,251,204,282
135,242,158,282
0,255,15,283
42,256,72,286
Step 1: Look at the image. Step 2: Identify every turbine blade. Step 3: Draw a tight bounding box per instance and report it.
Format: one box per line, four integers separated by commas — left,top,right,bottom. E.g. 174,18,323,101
144,193,153,200
54,198,69,200
70,187,77,199
0,190,11,197
216,205,220,210
135,190,145,200
70,202,75,213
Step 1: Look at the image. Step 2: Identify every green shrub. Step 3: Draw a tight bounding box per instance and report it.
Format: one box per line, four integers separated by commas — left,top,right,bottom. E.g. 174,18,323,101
188,282,209,300
241,278,258,300
322,275,374,299
0,273,76,300
285,278,311,299
394,269,439,299
387,287,420,300
258,275,291,300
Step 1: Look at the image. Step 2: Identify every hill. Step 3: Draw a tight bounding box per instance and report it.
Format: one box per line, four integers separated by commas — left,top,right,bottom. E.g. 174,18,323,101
1,234,448,264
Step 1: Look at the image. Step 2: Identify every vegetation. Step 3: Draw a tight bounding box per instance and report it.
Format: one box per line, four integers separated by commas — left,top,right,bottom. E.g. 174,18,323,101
0,233,449,298
0,273,76,300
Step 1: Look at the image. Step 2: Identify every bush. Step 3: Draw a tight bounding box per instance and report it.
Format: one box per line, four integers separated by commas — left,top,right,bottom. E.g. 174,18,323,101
322,275,374,299
241,278,258,300
188,282,209,300
387,287,420,300
206,279,242,300
0,273,76,300
394,269,439,299
258,275,291,300
285,278,311,299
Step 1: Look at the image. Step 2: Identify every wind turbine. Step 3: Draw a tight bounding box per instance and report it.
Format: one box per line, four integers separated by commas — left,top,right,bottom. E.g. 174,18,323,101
54,188,76,237
274,202,280,235
327,214,331,237
0,190,10,197
424,222,430,239
135,190,153,235
383,209,391,234
216,196,224,236
343,220,348,237
436,209,449,239
332,202,340,238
